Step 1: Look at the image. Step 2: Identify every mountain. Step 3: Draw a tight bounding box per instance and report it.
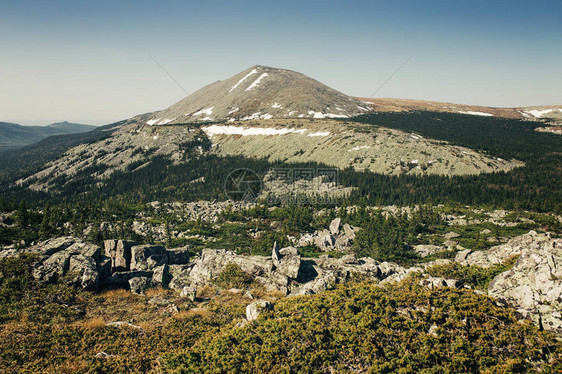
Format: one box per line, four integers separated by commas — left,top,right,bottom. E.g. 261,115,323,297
145,65,368,125
0,121,96,150
46,121,96,133
8,65,561,199
360,98,562,134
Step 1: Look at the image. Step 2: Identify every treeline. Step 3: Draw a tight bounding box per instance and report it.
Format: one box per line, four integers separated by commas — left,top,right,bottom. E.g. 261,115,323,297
0,112,560,213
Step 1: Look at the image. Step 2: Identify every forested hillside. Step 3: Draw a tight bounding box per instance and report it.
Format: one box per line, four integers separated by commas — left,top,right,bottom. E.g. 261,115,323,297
1,112,559,213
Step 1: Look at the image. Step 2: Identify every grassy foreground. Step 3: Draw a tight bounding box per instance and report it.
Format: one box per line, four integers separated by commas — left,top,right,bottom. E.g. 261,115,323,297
0,255,561,373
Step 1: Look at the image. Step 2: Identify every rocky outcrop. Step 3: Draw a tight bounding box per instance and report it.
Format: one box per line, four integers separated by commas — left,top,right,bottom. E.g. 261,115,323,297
104,240,134,272
298,218,359,252
455,230,552,267
451,231,562,334
486,234,562,334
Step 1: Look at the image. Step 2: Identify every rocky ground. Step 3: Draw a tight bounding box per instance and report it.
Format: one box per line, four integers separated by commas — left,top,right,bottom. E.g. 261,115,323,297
3,228,560,335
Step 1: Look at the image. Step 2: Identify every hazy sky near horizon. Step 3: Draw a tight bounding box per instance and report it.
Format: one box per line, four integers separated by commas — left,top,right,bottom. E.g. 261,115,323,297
1,0,561,126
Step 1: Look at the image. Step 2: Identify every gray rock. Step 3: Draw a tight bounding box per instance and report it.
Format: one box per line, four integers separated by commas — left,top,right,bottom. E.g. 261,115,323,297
246,300,273,322
97,257,112,282
152,264,172,287
443,240,458,248
444,232,460,240
329,217,341,235
255,272,289,294
276,254,301,279
272,241,281,267
180,286,197,301
32,250,74,283
279,246,298,257
168,264,194,290
129,277,152,294
104,240,135,271
189,249,270,286
456,231,551,268
130,244,166,271
69,255,99,290
487,234,562,334
167,246,190,264
414,244,443,257
31,236,76,256
104,271,153,288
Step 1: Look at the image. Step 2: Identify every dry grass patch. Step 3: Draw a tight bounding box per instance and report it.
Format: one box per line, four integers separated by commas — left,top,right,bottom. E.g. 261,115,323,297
80,317,106,329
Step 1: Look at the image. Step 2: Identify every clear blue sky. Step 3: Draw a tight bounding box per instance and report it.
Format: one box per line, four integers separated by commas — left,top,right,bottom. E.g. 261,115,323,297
1,0,560,125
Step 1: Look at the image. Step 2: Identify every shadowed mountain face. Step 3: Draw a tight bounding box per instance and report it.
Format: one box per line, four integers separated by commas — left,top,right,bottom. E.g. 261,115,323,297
0,121,96,150
144,65,370,125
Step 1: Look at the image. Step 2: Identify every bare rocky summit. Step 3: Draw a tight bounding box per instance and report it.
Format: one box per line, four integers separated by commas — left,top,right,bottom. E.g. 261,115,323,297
145,65,367,125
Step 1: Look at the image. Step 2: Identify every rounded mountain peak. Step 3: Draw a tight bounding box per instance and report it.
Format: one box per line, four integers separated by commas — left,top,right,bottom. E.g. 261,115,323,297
145,66,369,125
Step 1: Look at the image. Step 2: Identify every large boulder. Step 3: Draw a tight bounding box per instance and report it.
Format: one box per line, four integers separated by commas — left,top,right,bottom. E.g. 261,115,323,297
68,254,99,290
32,250,74,283
104,270,153,288
31,236,77,256
414,244,443,258
272,246,302,280
104,240,135,272
129,277,152,294
152,264,172,287
329,218,341,235
167,246,191,264
31,239,103,285
130,244,167,271
188,249,271,285
487,234,562,333
246,300,274,322
168,264,194,290
455,231,549,268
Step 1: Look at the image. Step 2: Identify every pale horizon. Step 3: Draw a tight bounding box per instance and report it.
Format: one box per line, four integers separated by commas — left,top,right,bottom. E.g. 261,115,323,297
2,0,561,126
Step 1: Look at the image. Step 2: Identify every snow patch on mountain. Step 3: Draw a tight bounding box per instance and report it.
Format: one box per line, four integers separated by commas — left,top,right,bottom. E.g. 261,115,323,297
202,125,307,137
192,107,214,116
245,73,268,91
458,111,494,117
524,109,555,118
230,69,257,92
308,131,331,137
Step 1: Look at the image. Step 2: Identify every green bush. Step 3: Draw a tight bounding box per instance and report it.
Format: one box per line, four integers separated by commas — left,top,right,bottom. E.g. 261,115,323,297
214,263,254,289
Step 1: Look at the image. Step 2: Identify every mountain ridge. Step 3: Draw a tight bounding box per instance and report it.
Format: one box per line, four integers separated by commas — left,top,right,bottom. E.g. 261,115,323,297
0,120,97,150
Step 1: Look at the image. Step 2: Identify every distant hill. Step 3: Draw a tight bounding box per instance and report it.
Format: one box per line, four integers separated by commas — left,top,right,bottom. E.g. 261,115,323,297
0,121,96,150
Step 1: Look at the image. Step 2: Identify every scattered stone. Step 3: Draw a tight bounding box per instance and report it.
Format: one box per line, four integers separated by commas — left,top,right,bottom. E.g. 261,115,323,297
443,240,458,248
107,321,143,330
95,352,115,359
246,300,274,322
243,291,254,299
428,324,439,337
444,232,460,240
180,286,197,301
413,244,443,257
